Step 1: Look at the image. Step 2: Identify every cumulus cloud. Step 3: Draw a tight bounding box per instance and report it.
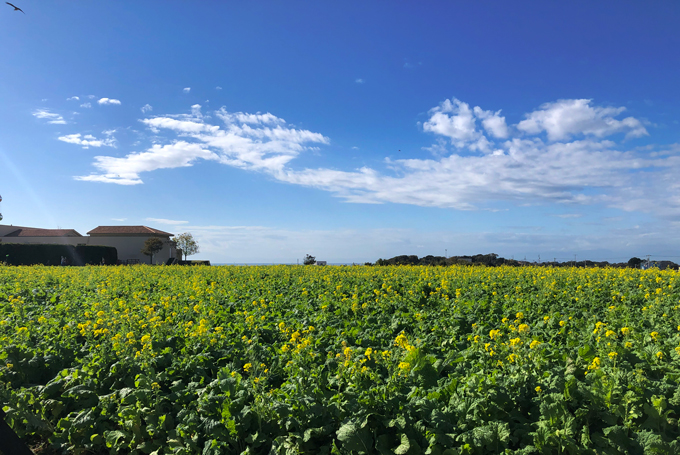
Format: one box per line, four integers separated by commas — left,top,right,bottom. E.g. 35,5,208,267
98,98,121,105
141,104,153,113
183,87,191,93
517,99,648,141
73,98,680,221
32,109,66,124
58,131,116,149
473,106,509,139
423,98,479,147
67,96,80,101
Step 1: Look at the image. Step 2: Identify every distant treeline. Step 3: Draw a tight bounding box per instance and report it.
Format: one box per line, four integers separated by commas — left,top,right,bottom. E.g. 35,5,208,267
368,254,679,270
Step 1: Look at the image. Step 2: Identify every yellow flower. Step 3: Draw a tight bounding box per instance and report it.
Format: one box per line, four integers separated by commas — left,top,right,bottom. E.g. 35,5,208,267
656,351,663,359
151,382,160,390
651,332,659,341
516,312,524,320
535,386,542,393
243,363,253,372
364,347,373,360
529,340,540,349
588,357,601,370
559,320,566,327
621,327,630,336
605,330,616,338
518,324,529,334
608,352,618,359
398,361,410,372
510,337,522,347
489,329,501,340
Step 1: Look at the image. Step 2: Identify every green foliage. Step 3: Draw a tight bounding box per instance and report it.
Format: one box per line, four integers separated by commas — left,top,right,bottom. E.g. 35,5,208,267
141,237,165,264
174,233,199,261
0,265,679,453
303,254,316,265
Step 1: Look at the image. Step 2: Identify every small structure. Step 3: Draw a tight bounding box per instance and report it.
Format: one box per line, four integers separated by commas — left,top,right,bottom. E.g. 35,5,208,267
87,226,176,264
315,260,327,266
0,224,178,264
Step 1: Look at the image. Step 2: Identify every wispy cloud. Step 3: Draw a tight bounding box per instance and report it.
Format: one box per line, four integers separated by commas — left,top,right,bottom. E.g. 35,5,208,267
58,131,116,149
98,98,121,105
111,218,127,222
32,109,66,124
215,86,222,90
146,217,189,225
183,87,191,93
67,96,80,101
72,98,680,222
553,214,584,219
355,78,365,84
141,104,153,113
80,103,92,108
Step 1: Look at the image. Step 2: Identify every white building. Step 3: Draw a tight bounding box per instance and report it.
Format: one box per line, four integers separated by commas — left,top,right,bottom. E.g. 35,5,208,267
0,224,177,264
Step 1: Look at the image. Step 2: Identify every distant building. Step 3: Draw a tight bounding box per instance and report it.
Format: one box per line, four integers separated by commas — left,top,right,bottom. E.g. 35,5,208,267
315,261,327,266
0,224,177,264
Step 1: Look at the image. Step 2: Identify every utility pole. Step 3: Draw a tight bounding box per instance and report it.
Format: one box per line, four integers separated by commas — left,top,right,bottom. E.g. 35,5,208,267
445,249,447,258
538,254,541,264
574,254,577,266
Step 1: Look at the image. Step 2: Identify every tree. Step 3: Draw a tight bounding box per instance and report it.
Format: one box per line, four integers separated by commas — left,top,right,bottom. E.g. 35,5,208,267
141,237,164,264
628,257,643,268
175,232,199,260
303,254,316,265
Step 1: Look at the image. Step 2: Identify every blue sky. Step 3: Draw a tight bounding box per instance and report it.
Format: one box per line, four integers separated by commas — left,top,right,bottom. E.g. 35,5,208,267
2,1,680,263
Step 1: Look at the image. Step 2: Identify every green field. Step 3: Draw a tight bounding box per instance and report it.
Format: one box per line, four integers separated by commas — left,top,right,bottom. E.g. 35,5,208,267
1,265,679,454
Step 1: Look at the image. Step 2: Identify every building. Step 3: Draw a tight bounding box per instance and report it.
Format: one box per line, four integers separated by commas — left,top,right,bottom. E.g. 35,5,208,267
0,224,177,264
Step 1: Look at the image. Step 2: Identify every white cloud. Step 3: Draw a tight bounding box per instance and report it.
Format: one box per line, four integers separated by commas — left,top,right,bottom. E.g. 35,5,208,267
111,218,127,222
73,98,680,221
58,132,116,149
355,78,365,84
473,106,509,139
78,106,329,184
88,95,95,99
517,99,648,141
75,141,219,185
98,98,121,105
141,104,153,113
183,87,191,93
216,86,222,90
146,217,189,225
67,96,80,101
553,214,583,219
80,103,92,108
423,98,479,147
32,109,66,124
